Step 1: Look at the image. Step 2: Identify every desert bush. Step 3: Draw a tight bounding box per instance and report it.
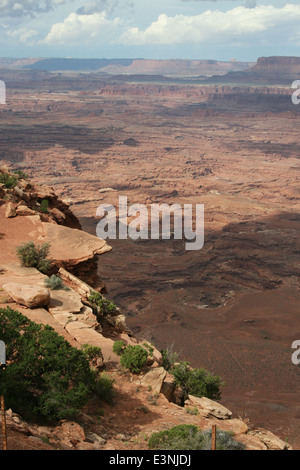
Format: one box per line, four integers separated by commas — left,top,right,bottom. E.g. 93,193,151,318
161,343,179,371
119,344,148,374
88,292,117,315
81,344,103,361
113,340,126,356
39,199,49,213
148,425,245,451
200,429,246,451
16,241,52,274
0,172,17,188
170,361,223,402
0,307,114,422
186,406,199,416
113,341,150,373
44,274,64,290
13,170,28,180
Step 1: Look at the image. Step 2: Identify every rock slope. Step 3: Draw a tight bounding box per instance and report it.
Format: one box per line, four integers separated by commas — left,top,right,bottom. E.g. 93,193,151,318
0,170,292,450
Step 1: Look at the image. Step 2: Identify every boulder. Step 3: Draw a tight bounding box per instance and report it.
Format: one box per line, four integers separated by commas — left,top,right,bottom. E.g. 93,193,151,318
53,421,85,449
139,367,167,395
16,205,36,216
185,395,232,420
161,372,176,403
235,433,268,450
248,428,291,450
5,202,16,218
50,207,66,223
3,283,50,308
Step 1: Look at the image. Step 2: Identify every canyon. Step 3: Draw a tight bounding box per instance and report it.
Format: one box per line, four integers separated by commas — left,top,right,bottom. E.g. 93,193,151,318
0,56,299,447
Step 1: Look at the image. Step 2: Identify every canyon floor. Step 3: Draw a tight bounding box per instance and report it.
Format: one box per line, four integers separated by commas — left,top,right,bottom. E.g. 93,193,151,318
0,65,299,447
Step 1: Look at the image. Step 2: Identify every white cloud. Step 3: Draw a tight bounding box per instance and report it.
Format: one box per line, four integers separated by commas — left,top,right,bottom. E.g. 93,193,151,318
7,26,38,43
119,4,300,46
43,11,122,45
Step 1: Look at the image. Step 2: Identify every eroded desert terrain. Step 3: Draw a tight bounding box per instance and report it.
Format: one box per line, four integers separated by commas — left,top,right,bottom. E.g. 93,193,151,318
0,59,299,445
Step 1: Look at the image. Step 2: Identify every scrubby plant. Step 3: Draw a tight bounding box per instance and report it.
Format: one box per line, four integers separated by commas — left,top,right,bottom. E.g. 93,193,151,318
186,406,199,416
81,344,103,362
161,343,179,371
170,361,224,403
44,274,64,290
0,307,114,422
39,199,49,214
88,291,117,316
200,429,246,451
143,342,154,357
149,425,201,450
120,345,149,374
113,340,149,374
148,425,245,451
16,241,52,273
113,340,126,356
13,170,28,180
0,172,17,188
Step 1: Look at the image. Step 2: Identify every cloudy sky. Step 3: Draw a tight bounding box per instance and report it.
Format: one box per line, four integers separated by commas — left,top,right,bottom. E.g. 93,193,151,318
0,0,299,60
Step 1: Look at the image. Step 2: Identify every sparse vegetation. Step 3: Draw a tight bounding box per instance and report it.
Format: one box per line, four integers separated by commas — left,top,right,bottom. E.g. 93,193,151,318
0,170,28,188
16,241,52,274
0,307,114,422
113,340,149,374
39,199,49,213
88,291,117,316
161,343,179,370
0,172,17,189
113,340,126,356
170,361,224,403
44,274,64,290
148,424,245,450
186,406,199,416
13,170,28,180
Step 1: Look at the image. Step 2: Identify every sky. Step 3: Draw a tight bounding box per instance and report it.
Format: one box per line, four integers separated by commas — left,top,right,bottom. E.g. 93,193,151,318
0,0,299,61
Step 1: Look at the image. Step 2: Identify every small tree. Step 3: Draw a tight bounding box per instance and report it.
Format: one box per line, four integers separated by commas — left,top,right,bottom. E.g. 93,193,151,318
0,307,114,422
16,241,52,273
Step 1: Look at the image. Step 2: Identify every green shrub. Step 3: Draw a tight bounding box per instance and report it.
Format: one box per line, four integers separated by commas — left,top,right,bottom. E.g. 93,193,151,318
0,307,114,422
0,172,17,188
148,425,245,451
170,361,223,402
149,425,200,450
113,340,126,356
40,199,49,213
120,345,148,374
143,342,154,357
88,292,117,316
81,344,103,362
13,170,28,180
16,241,52,273
44,274,64,290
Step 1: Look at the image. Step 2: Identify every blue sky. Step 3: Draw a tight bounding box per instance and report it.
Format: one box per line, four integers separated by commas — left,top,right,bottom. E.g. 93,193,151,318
0,1,299,60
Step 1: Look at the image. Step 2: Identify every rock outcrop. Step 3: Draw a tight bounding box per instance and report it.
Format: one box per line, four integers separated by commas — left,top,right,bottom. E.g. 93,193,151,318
3,283,50,308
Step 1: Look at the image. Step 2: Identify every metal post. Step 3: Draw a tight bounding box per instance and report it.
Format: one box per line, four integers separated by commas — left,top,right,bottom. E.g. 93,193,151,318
211,424,217,451
1,395,7,450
